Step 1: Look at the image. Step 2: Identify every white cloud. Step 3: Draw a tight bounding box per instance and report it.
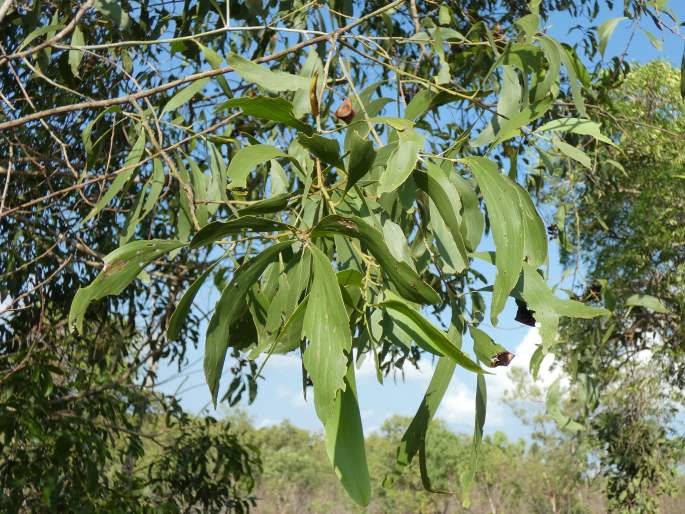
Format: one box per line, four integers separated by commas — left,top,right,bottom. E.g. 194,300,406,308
437,327,564,430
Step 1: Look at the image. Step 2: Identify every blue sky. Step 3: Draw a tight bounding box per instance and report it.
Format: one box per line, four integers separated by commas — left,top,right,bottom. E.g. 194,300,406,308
156,3,685,439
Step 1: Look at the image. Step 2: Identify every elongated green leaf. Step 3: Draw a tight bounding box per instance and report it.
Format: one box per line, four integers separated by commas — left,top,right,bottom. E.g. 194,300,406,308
598,17,627,56
379,296,485,373
450,174,484,252
378,129,424,193
272,296,308,354
302,245,351,421
345,129,376,192
227,53,309,92
535,118,613,144
204,241,294,403
323,365,371,507
415,164,469,270
554,140,592,169
386,357,456,483
218,97,313,134
626,294,669,313
190,216,293,249
161,78,209,115
68,26,85,77
167,259,222,341
513,183,548,267
227,144,302,190
95,0,130,29
297,134,345,170
83,129,146,222
237,192,293,216
69,239,185,334
469,326,510,366
461,373,486,507
513,263,609,350
466,157,524,324
17,22,64,51
681,47,685,100
311,215,440,305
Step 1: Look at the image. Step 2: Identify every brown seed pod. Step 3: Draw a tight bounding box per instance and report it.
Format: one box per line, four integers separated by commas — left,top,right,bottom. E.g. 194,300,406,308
490,351,515,368
334,98,355,124
309,70,319,118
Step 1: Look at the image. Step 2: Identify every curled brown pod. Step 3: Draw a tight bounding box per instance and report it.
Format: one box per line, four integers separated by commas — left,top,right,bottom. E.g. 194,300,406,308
334,98,355,124
490,351,515,368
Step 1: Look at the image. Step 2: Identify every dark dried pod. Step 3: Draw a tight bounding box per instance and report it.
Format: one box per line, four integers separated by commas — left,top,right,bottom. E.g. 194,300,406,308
515,298,536,327
490,351,515,368
334,98,355,123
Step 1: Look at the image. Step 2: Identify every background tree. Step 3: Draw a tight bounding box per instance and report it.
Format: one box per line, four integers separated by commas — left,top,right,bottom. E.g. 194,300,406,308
548,61,685,512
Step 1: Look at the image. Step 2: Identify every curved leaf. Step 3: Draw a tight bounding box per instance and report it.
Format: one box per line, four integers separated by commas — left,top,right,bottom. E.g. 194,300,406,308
379,296,485,374
311,215,440,305
415,164,469,271
227,144,302,190
190,216,293,249
227,53,310,92
466,157,524,324
161,78,209,116
204,241,294,404
513,183,548,267
69,239,185,334
324,365,371,507
167,258,222,341
626,294,669,313
378,129,424,193
218,96,313,134
302,245,351,420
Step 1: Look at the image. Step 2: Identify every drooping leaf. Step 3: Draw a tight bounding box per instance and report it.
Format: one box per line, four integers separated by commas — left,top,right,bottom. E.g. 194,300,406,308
379,295,485,373
465,157,524,324
598,17,627,56
513,263,610,350
297,134,345,170
68,26,85,78
536,117,613,144
626,294,669,313
461,373,487,507
69,239,185,333
218,97,313,134
323,364,371,507
227,52,309,92
204,241,294,403
311,215,440,305
554,140,592,169
302,245,351,421
513,183,548,267
450,173,484,252
415,164,469,271
386,357,456,484
83,129,146,222
95,0,130,29
167,258,222,341
293,49,324,118
378,129,424,193
345,129,376,192
227,144,302,189
190,216,293,249
161,78,209,116
237,192,293,216
469,326,510,367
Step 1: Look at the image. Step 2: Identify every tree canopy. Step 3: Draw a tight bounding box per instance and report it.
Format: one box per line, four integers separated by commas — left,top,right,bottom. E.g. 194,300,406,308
1,0,683,511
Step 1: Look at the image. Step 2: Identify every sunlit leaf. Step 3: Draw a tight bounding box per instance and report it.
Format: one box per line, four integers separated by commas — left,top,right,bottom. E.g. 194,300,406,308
311,215,440,305
227,53,309,92
227,144,302,190
204,241,294,404
626,294,669,313
302,245,351,421
465,157,524,324
69,239,185,334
